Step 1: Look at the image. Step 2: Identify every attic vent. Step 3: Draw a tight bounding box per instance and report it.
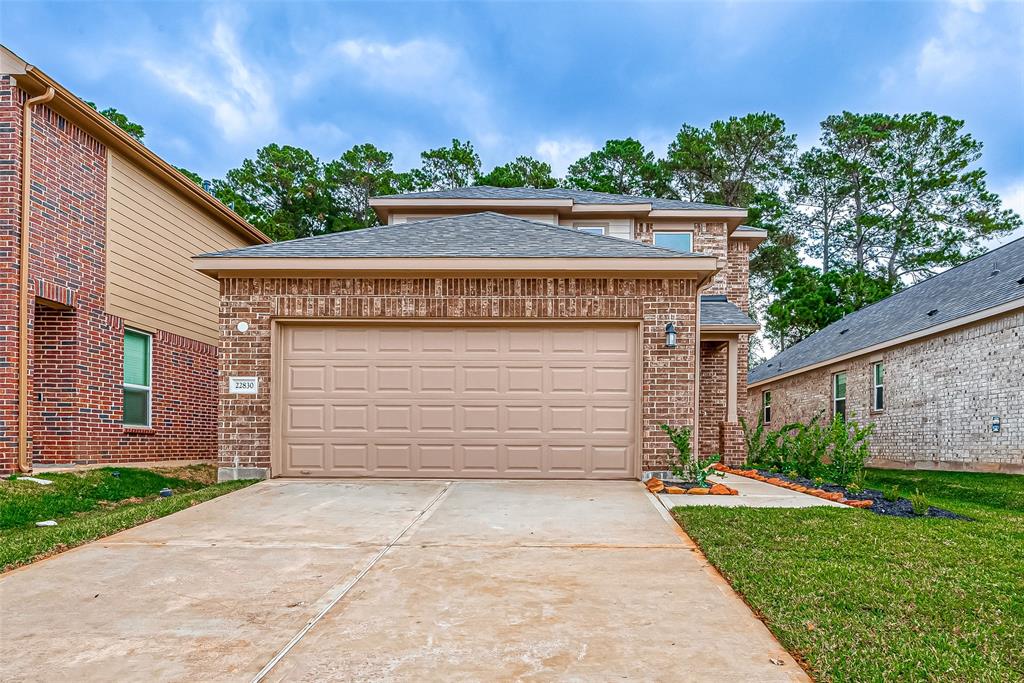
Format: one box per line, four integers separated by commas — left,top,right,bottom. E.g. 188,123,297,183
990,269,1001,276
927,308,939,317
1018,276,1024,285
839,328,849,335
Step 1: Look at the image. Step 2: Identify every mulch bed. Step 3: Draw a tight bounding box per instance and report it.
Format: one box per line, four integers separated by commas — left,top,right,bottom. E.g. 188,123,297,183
742,467,971,520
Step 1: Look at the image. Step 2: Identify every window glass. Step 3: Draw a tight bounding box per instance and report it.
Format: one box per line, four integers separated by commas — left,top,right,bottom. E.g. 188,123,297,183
124,330,151,427
576,226,606,235
873,362,885,411
762,391,772,424
833,372,847,421
653,232,693,253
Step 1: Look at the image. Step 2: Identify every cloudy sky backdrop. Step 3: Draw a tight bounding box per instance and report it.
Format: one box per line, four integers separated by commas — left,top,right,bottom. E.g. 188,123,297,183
4,1,1022,238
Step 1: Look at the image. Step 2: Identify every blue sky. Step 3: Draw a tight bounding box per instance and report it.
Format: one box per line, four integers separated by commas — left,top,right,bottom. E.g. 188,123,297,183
4,0,1022,233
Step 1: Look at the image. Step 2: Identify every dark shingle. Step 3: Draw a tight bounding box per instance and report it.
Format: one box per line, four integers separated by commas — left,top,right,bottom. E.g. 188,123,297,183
701,295,757,327
373,185,742,212
199,212,707,259
750,238,1024,383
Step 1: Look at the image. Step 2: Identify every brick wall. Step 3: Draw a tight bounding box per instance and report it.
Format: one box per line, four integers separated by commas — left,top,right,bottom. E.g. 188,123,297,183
745,310,1024,473
217,276,701,476
0,77,217,472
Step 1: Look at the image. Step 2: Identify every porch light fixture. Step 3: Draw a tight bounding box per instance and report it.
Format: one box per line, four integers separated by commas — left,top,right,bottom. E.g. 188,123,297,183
664,323,678,349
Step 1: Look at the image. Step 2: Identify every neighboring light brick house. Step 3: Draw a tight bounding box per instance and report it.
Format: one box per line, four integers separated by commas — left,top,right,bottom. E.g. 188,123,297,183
196,190,765,481
0,47,268,474
747,237,1024,474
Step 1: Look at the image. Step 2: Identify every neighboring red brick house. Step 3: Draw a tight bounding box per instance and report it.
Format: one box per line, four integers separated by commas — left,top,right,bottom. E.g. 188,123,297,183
747,237,1024,474
0,47,268,474
196,189,764,481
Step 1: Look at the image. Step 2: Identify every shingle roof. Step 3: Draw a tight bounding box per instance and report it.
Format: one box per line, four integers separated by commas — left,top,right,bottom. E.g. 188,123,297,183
749,237,1024,384
199,212,708,259
373,185,742,212
701,295,758,327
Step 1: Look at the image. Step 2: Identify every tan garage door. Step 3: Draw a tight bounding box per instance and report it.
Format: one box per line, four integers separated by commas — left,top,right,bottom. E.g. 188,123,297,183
277,324,637,478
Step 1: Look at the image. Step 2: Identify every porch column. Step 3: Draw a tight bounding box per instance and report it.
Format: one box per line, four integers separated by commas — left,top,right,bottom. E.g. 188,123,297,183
726,337,738,422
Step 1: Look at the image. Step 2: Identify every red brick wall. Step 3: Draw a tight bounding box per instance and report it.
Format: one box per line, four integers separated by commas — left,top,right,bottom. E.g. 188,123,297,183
217,276,701,476
698,341,727,457
0,77,217,472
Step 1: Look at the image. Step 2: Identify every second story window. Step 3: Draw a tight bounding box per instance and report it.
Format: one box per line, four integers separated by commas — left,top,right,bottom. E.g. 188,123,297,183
762,390,772,424
653,231,693,253
833,372,847,421
873,362,885,411
574,223,607,236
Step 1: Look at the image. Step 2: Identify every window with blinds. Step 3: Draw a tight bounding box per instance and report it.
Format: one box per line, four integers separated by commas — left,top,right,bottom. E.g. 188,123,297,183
124,329,151,427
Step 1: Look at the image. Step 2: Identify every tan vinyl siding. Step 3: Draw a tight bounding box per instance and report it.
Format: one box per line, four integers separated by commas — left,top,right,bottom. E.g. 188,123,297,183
560,218,633,240
106,151,252,344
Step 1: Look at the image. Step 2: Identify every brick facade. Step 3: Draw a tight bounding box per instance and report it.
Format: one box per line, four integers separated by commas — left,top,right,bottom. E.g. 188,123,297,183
0,77,217,472
745,310,1024,473
217,276,702,477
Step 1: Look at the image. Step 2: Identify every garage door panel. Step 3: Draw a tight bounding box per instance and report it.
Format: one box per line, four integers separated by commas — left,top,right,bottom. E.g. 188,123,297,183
279,324,636,478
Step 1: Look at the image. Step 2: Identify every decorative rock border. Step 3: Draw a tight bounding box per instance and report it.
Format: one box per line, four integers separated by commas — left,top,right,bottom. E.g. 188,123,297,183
711,464,873,508
646,477,738,496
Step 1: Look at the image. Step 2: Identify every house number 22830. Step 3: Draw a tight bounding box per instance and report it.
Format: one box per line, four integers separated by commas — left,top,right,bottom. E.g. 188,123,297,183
229,377,258,395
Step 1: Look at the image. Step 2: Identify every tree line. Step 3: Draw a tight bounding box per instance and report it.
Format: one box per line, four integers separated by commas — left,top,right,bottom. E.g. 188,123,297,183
94,107,1021,355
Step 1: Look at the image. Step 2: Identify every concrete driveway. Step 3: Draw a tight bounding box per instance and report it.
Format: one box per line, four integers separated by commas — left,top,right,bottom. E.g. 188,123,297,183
0,480,806,682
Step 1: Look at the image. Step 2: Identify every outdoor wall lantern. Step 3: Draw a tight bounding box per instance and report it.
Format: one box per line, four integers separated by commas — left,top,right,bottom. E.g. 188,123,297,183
665,323,678,349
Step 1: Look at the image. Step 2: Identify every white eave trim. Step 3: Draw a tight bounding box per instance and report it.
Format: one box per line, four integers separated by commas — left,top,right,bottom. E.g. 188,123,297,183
748,297,1024,388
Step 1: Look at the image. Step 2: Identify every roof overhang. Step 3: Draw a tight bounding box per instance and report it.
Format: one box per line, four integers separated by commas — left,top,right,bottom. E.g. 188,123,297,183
369,197,748,227
748,297,1024,388
2,46,270,246
194,255,720,280
701,323,761,334
730,227,769,246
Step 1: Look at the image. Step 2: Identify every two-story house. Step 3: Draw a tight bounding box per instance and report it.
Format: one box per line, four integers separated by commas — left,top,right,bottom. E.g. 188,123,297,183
195,186,765,481
1,46,269,474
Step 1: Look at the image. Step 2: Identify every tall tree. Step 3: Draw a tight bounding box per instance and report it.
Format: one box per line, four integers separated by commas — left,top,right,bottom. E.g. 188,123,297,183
663,112,797,207
765,266,893,349
565,138,667,195
789,148,851,274
86,101,145,142
412,139,481,190
477,156,558,188
324,143,413,231
214,144,336,241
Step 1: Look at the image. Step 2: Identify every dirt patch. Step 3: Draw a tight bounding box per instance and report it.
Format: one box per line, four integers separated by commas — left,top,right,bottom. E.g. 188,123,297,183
150,465,217,486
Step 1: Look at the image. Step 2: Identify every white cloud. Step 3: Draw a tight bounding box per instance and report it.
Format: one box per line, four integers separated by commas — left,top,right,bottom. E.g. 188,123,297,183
142,12,279,143
534,138,595,177
328,37,501,150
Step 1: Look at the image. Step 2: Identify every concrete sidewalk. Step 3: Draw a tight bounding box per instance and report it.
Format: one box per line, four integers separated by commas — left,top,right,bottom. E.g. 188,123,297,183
660,472,850,508
0,480,808,682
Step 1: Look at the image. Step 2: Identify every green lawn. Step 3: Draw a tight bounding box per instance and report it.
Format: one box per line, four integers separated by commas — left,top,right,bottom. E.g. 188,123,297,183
1,465,255,572
673,468,1024,682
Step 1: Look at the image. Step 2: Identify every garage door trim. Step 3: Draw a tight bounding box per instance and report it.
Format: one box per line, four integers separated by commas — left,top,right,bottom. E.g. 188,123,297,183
270,319,642,479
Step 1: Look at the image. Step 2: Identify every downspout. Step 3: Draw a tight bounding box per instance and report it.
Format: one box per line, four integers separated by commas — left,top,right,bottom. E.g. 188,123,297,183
17,86,56,472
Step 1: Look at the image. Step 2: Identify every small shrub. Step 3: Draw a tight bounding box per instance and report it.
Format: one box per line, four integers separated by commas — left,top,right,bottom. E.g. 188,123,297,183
823,417,874,486
846,483,862,495
909,489,930,516
660,424,720,487
884,485,901,502
813,476,825,487
786,469,800,480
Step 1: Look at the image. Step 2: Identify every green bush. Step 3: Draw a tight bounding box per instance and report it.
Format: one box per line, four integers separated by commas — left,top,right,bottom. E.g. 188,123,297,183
822,417,874,486
743,412,874,485
884,484,901,502
909,489,930,515
660,424,719,487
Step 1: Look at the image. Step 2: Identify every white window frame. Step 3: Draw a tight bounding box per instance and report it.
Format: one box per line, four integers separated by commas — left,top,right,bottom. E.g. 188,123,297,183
573,222,608,236
762,390,772,424
872,362,885,412
653,230,694,252
832,372,847,421
123,328,152,428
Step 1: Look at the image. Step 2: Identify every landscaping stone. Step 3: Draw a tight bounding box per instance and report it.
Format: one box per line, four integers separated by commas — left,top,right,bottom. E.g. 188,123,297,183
664,486,686,494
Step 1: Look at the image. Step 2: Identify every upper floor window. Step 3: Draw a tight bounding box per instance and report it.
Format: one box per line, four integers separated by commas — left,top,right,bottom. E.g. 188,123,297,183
833,372,847,421
575,224,607,236
654,231,693,253
873,362,885,411
124,329,152,427
762,390,772,424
